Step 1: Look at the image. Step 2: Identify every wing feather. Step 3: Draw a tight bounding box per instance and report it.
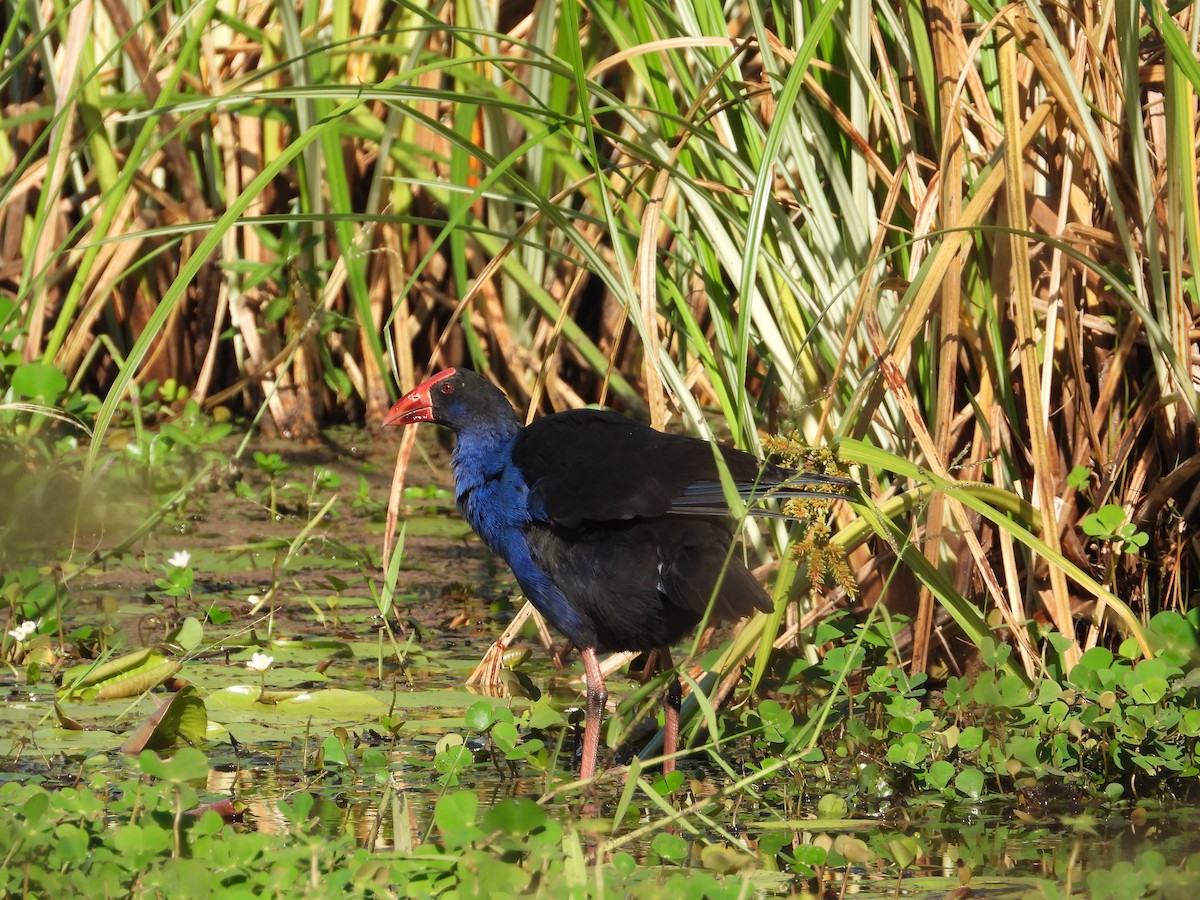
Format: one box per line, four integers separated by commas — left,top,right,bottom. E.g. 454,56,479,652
512,409,852,527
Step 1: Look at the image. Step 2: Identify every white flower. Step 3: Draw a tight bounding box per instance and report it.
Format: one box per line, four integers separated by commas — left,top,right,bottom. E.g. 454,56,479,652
247,652,274,672
7,619,39,642
167,550,191,568
246,594,260,606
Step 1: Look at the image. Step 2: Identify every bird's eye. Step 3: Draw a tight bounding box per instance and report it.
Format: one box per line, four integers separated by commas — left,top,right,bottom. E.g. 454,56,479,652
440,382,455,394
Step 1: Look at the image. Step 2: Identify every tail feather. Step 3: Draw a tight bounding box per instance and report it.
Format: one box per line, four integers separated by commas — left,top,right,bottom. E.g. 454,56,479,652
670,473,855,515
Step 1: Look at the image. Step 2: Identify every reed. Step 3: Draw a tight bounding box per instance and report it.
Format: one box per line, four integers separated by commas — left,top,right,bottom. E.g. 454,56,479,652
2,0,1195,667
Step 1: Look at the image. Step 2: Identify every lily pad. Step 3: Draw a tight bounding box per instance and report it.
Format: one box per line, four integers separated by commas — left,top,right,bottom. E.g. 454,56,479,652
206,686,389,717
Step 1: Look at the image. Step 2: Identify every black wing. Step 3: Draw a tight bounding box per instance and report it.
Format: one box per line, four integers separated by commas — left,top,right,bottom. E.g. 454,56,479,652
512,409,852,528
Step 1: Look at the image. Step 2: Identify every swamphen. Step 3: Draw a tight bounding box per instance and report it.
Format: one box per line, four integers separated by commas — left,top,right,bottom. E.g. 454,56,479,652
385,367,853,779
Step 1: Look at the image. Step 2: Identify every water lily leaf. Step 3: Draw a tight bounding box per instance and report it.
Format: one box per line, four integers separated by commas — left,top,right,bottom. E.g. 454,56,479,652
272,689,389,716
59,649,182,701
171,617,204,652
121,686,208,753
22,727,120,754
62,648,152,686
262,638,356,665
93,660,183,700
207,686,388,718
204,685,264,710
258,689,305,704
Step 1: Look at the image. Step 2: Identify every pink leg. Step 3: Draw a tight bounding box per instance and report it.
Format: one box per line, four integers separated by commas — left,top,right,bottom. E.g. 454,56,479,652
660,647,680,775
579,648,607,780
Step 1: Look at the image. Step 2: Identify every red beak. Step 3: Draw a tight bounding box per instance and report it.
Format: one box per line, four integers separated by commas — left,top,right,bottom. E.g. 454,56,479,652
383,368,457,426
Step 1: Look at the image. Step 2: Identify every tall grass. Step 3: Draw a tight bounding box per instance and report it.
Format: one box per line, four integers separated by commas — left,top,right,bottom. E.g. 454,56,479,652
1,0,1196,674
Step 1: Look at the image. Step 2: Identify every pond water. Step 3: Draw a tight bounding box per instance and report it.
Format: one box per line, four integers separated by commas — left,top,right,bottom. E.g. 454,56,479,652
2,429,1199,895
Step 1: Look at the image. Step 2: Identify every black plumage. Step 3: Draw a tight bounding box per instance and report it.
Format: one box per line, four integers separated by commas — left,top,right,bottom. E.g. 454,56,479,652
385,367,853,778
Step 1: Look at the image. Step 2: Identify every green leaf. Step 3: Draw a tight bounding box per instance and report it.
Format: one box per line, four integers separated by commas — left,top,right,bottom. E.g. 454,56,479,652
926,760,955,790
171,617,204,652
611,852,637,878
886,835,920,869
651,831,688,862
954,767,985,800
21,789,50,826
757,699,794,738
1147,0,1200,95
11,362,68,401
137,747,210,783
654,770,685,796
816,793,848,819
1083,504,1126,537
321,735,349,767
790,843,828,870
464,700,494,732
272,689,390,716
757,832,790,857
434,790,478,833
1078,647,1115,671
120,686,208,753
458,849,531,895
1067,465,1091,489
958,726,985,751
1147,611,1200,665
482,797,546,835
491,721,519,754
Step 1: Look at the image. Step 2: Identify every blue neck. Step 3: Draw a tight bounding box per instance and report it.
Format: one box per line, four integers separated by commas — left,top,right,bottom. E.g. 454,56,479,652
449,415,522,502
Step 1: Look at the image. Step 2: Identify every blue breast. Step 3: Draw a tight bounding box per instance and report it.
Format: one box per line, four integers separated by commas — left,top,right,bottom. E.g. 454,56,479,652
451,436,587,643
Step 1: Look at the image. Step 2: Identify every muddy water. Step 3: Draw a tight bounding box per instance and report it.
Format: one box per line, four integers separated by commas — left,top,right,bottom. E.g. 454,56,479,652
4,430,1200,896
3,429,593,789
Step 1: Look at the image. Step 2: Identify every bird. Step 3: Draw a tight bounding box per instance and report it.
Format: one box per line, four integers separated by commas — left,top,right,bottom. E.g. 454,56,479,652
384,367,854,780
